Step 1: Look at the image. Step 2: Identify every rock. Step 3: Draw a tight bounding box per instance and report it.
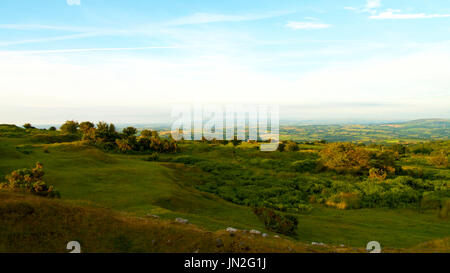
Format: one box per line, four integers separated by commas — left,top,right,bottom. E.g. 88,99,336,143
215,238,224,248
146,214,160,219
311,242,325,246
262,233,268,238
175,218,188,224
249,229,261,235
226,227,238,233
193,249,199,253
273,235,280,238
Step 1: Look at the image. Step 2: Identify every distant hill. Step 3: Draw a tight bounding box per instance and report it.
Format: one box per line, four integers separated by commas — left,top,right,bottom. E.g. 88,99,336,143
281,119,450,143
389,119,450,128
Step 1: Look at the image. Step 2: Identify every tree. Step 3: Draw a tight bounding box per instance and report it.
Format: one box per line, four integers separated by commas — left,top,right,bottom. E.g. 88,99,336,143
96,122,118,143
369,151,398,175
140,129,153,138
48,126,56,131
122,127,137,137
60,120,79,134
79,121,95,134
23,123,35,129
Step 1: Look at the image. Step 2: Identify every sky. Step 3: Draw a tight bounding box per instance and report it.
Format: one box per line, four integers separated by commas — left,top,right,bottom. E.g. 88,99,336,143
0,0,449,124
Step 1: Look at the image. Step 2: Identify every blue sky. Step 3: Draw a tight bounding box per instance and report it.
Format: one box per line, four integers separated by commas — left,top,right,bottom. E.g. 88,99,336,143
0,0,449,124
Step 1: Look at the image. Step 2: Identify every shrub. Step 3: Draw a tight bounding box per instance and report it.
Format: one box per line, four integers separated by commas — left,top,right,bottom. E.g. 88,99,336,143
144,152,159,161
253,207,298,235
326,192,362,209
291,159,317,172
0,163,60,198
115,138,133,153
285,141,299,152
429,151,449,168
369,168,387,180
23,123,35,129
319,143,370,173
60,120,79,134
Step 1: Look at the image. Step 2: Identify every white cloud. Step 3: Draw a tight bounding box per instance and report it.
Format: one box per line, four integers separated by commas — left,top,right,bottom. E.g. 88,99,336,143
1,44,449,118
286,22,331,30
370,10,450,19
67,0,81,6
366,0,381,10
345,1,450,20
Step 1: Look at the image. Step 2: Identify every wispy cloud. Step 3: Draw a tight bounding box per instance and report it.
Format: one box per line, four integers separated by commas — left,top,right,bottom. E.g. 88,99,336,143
0,33,100,46
343,0,380,15
1,46,178,54
345,1,450,20
286,22,331,30
166,11,292,26
370,10,450,19
0,24,94,32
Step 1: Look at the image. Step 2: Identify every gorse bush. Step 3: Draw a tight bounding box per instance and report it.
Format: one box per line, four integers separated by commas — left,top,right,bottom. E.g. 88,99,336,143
77,121,178,154
253,207,298,235
319,143,370,173
0,163,60,198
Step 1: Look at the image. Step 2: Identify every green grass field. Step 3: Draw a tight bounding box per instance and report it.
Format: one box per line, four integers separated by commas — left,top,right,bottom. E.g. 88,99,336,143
1,123,449,251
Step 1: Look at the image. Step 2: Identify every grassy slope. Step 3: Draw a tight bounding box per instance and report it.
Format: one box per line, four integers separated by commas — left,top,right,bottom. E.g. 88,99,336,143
0,138,265,233
0,192,343,253
0,127,449,250
1,192,448,253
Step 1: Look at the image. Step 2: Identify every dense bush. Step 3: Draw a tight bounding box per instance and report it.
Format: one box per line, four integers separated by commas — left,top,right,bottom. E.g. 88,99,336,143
0,163,60,198
78,121,177,154
291,159,318,172
60,120,79,134
320,143,370,173
253,207,298,235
